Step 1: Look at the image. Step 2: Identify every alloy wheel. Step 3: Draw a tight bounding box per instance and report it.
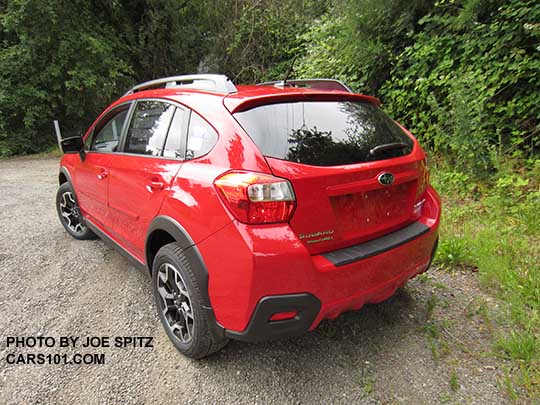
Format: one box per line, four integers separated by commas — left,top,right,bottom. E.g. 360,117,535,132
59,191,85,234
156,263,194,344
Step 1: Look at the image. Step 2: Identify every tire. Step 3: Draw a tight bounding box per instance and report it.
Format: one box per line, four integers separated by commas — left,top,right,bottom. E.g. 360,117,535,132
56,182,95,240
152,242,228,359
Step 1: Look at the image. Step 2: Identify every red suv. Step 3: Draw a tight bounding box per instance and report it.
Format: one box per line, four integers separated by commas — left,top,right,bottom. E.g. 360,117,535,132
56,74,440,358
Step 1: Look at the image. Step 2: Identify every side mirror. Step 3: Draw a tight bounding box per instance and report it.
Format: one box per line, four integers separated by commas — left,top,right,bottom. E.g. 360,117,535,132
61,136,84,153
54,120,86,161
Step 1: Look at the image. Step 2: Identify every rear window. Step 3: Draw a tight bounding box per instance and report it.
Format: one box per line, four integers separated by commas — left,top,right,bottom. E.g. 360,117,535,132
234,101,413,166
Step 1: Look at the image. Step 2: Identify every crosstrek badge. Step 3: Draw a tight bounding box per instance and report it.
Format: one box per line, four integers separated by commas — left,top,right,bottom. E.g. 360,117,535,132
299,230,335,244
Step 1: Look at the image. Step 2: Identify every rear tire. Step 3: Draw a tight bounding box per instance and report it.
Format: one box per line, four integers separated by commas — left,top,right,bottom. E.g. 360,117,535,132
56,182,95,240
152,242,228,359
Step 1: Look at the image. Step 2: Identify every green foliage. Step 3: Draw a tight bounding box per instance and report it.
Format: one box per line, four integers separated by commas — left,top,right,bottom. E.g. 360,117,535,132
0,0,232,155
432,159,540,398
0,0,133,155
450,371,459,392
435,235,473,268
496,331,538,363
211,0,328,83
295,14,362,89
135,0,226,80
296,0,434,92
381,0,540,176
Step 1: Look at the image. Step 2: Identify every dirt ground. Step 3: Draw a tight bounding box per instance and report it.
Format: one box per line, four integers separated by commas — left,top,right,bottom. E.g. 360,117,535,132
0,157,511,404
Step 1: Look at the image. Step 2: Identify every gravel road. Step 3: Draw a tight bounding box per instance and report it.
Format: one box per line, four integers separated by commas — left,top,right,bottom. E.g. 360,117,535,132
0,157,510,404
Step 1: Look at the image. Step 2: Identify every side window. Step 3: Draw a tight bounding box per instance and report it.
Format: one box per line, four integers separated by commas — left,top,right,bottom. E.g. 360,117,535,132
163,107,188,159
124,101,175,156
90,105,130,152
186,111,218,160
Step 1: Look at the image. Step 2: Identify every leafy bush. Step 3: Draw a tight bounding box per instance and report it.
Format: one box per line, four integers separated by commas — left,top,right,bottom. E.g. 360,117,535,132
381,0,540,176
0,0,133,156
294,0,540,177
0,0,233,156
210,0,328,84
294,14,364,90
295,0,434,93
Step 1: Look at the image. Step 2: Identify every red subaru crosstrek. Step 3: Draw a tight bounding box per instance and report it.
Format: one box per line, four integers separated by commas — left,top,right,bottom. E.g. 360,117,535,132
56,74,440,358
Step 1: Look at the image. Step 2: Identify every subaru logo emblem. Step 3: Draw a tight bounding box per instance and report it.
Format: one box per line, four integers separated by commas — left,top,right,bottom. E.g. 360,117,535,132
378,172,394,186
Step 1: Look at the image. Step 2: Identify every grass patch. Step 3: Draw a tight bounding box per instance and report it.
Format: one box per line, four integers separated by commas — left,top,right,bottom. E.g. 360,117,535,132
431,158,540,399
495,331,538,363
0,145,63,161
450,370,459,392
425,323,440,339
426,293,438,320
356,367,374,397
436,235,473,269
37,145,63,158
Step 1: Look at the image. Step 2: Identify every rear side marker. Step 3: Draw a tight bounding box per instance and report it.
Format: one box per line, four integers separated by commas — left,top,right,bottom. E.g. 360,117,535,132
269,311,298,322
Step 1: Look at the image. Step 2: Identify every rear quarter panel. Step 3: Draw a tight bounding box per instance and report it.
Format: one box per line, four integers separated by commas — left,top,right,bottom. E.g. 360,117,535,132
157,92,273,245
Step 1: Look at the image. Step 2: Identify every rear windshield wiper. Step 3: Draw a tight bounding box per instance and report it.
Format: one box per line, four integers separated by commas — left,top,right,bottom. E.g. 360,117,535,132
369,142,409,156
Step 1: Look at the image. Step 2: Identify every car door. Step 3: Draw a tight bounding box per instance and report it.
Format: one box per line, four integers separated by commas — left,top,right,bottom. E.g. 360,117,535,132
107,100,188,259
73,103,131,229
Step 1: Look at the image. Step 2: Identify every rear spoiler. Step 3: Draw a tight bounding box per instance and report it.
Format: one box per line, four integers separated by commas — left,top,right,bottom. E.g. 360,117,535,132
257,79,353,93
224,91,380,114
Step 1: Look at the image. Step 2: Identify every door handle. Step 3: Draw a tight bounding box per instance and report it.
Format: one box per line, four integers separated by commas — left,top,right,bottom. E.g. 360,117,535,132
97,169,108,180
148,181,164,191
146,174,165,192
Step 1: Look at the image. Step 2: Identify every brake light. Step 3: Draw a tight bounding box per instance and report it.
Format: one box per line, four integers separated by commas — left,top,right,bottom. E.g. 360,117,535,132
214,171,296,224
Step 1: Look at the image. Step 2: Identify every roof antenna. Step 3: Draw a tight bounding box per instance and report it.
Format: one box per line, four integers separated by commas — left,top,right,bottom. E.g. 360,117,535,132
283,56,297,87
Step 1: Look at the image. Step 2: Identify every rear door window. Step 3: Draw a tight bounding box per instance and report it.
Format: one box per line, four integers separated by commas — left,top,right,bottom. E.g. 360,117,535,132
234,101,413,166
163,106,188,159
124,100,175,156
185,111,218,160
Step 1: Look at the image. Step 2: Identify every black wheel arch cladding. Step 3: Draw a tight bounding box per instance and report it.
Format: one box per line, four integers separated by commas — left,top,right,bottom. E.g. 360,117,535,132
59,166,73,185
145,216,212,310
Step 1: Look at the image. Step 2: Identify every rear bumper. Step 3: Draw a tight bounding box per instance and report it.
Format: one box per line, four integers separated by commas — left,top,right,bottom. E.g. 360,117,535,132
224,294,321,342
199,186,441,341
224,236,438,342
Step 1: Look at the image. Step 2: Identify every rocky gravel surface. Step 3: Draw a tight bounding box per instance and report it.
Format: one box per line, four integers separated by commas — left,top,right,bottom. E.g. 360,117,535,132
0,157,510,404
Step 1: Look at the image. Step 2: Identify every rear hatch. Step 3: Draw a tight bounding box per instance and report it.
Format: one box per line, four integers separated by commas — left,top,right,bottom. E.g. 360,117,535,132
233,98,426,255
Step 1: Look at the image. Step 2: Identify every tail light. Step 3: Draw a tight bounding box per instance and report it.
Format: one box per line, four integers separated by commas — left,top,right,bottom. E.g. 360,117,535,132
214,171,296,224
414,157,430,217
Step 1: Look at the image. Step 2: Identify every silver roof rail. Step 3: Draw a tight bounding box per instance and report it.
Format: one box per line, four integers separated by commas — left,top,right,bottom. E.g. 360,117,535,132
257,78,353,93
124,74,237,96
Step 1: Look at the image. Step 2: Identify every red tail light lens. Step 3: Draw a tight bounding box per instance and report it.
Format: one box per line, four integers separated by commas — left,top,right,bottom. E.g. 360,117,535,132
214,171,296,224
414,158,430,218
269,311,298,321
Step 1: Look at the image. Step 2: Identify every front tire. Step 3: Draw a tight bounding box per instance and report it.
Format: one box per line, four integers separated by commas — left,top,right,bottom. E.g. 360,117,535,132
152,242,228,359
56,182,95,240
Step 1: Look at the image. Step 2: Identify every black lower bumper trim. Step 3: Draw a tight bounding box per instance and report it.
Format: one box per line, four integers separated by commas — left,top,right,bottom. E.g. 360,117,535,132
323,221,431,267
225,293,321,342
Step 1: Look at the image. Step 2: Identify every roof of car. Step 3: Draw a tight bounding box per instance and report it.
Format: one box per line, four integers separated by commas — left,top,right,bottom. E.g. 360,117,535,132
118,81,380,113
